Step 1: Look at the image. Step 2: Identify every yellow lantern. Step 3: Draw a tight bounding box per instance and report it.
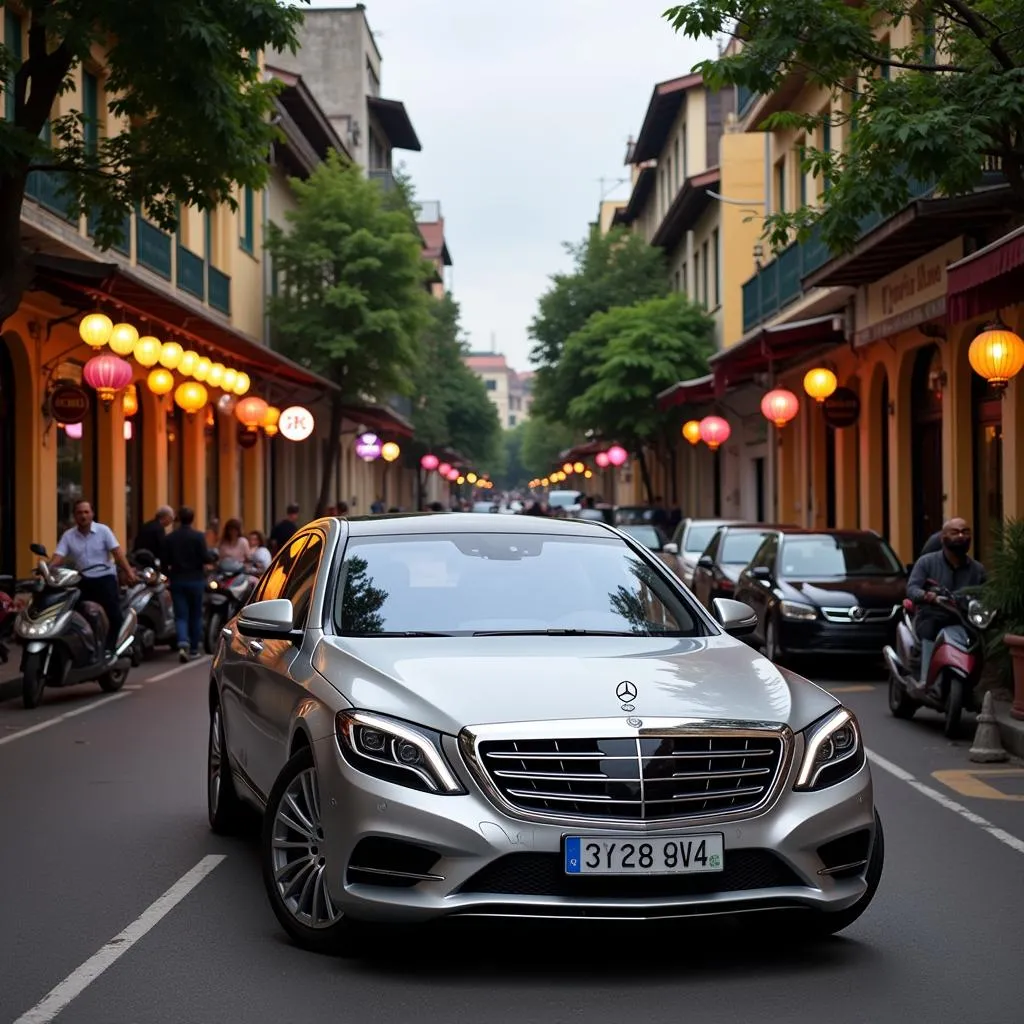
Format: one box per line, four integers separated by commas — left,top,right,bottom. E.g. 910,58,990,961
381,441,401,463
262,405,281,437
682,419,702,445
222,368,238,393
122,384,138,417
79,313,113,349
232,371,250,396
178,350,199,376
803,367,838,403
109,322,139,356
541,477,550,487
466,471,478,483
584,469,593,479
174,381,208,418
159,341,183,370
146,368,174,396
968,324,1024,391
456,475,465,485
193,357,212,382
573,461,585,474
207,362,226,389
562,462,574,475
133,335,162,368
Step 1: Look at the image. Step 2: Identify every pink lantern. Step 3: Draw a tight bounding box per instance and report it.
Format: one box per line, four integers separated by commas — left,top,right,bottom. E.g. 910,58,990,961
606,445,628,467
82,353,133,407
64,421,83,440
355,432,382,461
437,461,452,477
760,388,799,428
595,451,611,468
699,415,731,451
446,468,459,481
420,453,440,471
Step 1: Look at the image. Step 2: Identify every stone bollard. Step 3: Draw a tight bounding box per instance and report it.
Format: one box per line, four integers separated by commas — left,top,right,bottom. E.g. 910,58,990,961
969,691,1008,763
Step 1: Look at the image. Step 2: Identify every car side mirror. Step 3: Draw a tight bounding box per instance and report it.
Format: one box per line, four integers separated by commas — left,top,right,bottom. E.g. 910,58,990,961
697,555,715,571
711,598,759,638
30,543,48,557
751,565,772,581
662,542,679,555
237,599,300,642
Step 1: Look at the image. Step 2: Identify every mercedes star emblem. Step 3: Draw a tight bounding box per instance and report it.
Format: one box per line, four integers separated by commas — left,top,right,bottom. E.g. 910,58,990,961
850,606,866,622
616,680,638,703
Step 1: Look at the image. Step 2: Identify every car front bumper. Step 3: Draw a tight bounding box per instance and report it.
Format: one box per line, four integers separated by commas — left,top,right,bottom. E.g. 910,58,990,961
313,731,877,924
779,618,897,656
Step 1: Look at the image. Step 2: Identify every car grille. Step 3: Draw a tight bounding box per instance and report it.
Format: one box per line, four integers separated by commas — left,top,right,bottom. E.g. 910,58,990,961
455,850,803,898
476,732,786,823
820,606,897,623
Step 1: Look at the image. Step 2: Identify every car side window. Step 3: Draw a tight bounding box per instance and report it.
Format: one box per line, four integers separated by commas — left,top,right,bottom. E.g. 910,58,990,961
279,532,325,629
249,534,308,605
704,530,721,560
749,536,778,571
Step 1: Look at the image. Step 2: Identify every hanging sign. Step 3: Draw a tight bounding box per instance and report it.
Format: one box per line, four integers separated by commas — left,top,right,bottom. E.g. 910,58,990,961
822,386,861,428
49,384,91,424
279,405,315,442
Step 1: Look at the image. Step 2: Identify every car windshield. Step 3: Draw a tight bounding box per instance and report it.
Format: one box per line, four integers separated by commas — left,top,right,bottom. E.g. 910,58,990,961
684,524,720,554
619,524,663,550
720,531,773,564
333,533,702,637
780,534,903,578
547,491,582,509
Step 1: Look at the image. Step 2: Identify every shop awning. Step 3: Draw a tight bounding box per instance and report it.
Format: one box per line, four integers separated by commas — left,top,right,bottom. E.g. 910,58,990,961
29,253,338,401
656,373,716,411
946,225,1024,323
342,402,415,439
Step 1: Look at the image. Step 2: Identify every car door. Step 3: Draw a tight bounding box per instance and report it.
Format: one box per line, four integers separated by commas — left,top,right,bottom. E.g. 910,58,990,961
737,535,778,645
659,518,688,576
244,530,326,798
691,529,721,608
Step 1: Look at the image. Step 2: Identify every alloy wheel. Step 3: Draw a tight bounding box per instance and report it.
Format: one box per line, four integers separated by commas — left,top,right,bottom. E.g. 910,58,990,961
269,765,342,929
208,706,223,817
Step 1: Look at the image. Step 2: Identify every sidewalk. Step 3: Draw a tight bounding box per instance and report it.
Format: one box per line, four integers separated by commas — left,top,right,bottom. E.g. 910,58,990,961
993,699,1024,759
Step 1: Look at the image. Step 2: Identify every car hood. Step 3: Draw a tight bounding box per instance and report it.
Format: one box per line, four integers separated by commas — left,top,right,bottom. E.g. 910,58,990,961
783,575,906,608
313,635,837,736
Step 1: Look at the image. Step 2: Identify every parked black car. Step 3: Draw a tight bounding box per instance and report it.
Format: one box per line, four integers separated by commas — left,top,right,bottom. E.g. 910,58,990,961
734,528,908,663
690,523,792,609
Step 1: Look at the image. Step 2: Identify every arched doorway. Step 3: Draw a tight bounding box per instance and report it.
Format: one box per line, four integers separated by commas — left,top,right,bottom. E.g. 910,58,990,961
972,371,1003,563
0,337,15,572
911,344,944,555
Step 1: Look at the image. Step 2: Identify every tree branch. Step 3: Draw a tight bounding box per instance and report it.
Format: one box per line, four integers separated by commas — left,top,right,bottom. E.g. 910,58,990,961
941,0,1016,70
850,47,971,74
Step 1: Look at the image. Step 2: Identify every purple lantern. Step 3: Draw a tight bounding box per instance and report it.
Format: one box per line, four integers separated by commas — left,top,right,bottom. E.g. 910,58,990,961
355,432,382,461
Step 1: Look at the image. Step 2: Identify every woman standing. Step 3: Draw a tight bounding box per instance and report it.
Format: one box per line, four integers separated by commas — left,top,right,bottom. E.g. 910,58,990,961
218,518,251,564
248,530,272,573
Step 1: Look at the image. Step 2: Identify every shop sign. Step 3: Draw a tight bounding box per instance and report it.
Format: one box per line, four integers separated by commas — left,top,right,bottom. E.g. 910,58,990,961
857,238,963,347
237,424,258,450
279,405,315,442
822,386,861,429
49,384,91,424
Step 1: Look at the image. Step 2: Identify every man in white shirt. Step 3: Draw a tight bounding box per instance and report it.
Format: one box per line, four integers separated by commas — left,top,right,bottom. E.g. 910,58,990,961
51,499,137,658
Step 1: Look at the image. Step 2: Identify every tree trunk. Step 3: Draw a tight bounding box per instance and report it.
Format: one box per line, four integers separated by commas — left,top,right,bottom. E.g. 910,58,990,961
636,447,655,505
316,393,345,517
0,176,33,328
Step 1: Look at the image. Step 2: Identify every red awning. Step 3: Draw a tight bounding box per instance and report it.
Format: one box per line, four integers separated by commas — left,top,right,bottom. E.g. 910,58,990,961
342,403,415,439
559,439,608,461
947,226,1024,322
656,373,715,411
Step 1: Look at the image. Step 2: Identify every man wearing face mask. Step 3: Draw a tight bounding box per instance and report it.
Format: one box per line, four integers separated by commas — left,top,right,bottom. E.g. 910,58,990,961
906,517,987,690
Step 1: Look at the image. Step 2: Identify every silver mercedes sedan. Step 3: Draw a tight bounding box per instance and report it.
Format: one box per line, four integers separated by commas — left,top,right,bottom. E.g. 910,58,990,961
206,513,882,954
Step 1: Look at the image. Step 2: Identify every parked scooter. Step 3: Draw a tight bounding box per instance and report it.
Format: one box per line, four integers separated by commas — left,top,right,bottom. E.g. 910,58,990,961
123,549,177,662
0,575,15,664
13,543,137,709
202,557,259,655
882,582,995,738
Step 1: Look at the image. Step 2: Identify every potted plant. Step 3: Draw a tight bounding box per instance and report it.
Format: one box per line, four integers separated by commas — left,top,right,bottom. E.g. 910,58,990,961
980,518,1024,719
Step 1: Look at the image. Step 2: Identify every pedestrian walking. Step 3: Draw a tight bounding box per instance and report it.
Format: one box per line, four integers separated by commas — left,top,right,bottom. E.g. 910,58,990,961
162,506,210,662
269,503,300,553
132,505,173,564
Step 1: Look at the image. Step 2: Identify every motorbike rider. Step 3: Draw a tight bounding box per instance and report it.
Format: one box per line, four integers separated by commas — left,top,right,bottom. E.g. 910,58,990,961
50,499,137,660
906,517,987,691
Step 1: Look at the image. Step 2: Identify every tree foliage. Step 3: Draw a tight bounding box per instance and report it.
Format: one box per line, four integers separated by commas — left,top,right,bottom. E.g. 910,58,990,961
267,151,431,512
519,415,578,480
665,0,1024,254
529,225,669,420
0,0,306,321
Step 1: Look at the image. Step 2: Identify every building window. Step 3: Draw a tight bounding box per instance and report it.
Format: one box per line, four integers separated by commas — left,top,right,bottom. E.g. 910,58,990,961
83,71,99,155
820,111,832,195
879,36,891,80
680,262,687,296
674,134,681,191
693,251,701,307
509,415,516,427
485,379,496,391
774,159,786,214
239,186,254,254
701,240,709,309
681,125,687,178
674,269,681,293
4,10,21,123
711,228,720,308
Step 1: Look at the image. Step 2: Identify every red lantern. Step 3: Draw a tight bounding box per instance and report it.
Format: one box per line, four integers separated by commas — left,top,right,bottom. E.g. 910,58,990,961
437,462,452,477
595,451,610,468
420,453,440,471
446,468,459,481
82,354,133,407
760,389,799,428
606,445,628,467
699,415,731,451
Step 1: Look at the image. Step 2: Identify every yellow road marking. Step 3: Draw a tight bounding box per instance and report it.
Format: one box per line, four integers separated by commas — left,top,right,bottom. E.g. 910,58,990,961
825,684,877,693
932,769,1024,801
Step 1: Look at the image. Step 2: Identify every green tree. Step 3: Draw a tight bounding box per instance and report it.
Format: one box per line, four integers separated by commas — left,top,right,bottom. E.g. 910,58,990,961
267,151,431,513
564,293,714,502
0,0,307,323
530,225,669,420
519,415,577,481
665,0,1023,255
499,421,529,490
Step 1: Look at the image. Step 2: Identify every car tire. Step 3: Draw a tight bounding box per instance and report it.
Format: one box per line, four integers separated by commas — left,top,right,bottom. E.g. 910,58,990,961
207,698,253,836
261,746,362,955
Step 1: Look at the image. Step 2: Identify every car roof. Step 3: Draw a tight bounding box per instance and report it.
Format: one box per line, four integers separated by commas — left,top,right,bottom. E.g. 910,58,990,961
330,511,618,538
718,523,794,533
778,528,885,540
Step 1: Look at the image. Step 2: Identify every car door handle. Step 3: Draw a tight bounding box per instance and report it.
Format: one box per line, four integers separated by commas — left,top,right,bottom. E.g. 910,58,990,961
248,640,264,655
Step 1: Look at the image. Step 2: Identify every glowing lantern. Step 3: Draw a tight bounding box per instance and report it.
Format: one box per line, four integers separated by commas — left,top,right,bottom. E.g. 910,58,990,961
236,396,268,432
193,357,212,382
207,362,226,389
969,324,1024,391
584,469,593,479
279,406,315,442
177,350,198,376
355,432,382,461
595,451,610,468
109,323,139,356
466,471,478,484
447,468,460,481
541,477,550,487
606,445,628,467
437,462,452,477
562,462,574,475
682,420,702,446
573,461,585,474
79,313,113,349
222,368,238,393
122,384,138,417
262,406,281,437
232,371,250,396
174,381,208,417
420,453,440,471
803,367,837,403
760,388,800,428
123,421,133,441
381,441,401,463
699,415,731,451
65,421,83,440
454,475,464,485
133,335,162,368
83,354,133,407
147,368,174,397
159,341,183,370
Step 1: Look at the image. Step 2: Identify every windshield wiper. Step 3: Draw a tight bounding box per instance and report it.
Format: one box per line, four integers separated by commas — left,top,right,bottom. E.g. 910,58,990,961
471,628,649,637
342,631,455,638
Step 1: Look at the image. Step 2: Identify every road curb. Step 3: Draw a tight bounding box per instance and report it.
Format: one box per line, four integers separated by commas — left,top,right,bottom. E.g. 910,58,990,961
994,699,1024,759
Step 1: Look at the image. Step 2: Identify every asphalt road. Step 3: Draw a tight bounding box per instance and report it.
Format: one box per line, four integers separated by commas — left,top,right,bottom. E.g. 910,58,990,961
1,655,1023,1024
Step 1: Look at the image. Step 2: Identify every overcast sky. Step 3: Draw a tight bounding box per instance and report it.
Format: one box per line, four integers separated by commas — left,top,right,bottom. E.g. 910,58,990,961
309,0,716,372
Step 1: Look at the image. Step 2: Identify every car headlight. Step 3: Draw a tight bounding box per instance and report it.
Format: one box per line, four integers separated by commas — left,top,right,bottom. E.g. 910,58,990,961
336,711,464,795
794,707,864,791
780,600,817,621
207,580,219,591
967,599,996,629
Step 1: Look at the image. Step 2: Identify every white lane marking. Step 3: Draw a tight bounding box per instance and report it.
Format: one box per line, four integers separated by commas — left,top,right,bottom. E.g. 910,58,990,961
868,749,1024,856
13,854,227,1024
147,656,210,683
0,693,132,747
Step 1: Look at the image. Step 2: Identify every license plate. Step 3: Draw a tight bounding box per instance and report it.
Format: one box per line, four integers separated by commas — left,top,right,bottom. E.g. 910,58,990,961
564,834,724,876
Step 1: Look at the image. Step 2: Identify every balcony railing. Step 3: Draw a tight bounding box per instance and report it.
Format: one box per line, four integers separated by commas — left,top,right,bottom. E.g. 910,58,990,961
369,168,395,192
87,211,131,255
176,243,205,299
208,266,231,315
137,218,172,279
